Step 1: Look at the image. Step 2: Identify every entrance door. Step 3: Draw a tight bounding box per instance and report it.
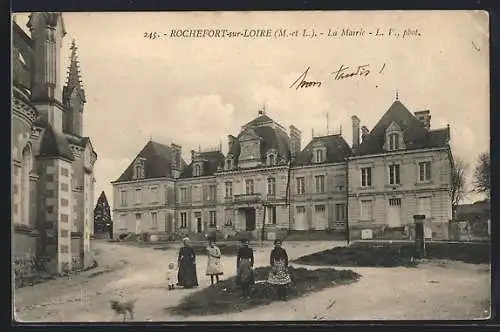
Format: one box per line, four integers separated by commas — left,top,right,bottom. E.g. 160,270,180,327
165,213,173,233
387,198,402,227
295,206,306,230
135,213,142,234
417,197,432,219
245,208,256,231
196,218,202,233
194,212,202,233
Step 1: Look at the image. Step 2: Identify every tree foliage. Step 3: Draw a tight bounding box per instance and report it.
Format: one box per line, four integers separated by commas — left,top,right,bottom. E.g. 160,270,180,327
94,191,111,233
450,156,468,219
473,152,490,196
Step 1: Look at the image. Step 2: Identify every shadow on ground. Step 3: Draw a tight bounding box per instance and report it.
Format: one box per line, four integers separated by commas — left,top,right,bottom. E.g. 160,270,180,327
293,241,490,267
166,266,360,316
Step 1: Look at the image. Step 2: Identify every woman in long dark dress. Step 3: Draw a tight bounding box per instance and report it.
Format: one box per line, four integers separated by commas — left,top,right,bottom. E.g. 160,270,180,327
267,239,291,300
236,238,255,298
177,237,199,288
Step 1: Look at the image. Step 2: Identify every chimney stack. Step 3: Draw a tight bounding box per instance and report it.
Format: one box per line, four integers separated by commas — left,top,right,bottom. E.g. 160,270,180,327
228,135,237,152
351,115,360,148
414,110,431,130
191,150,195,161
361,126,369,142
170,143,182,170
289,125,302,157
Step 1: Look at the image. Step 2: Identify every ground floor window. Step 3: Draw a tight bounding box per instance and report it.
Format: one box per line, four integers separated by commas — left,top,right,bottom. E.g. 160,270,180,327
266,206,277,224
180,212,187,228
209,211,216,227
224,210,233,226
335,204,346,221
151,212,158,228
314,205,326,214
360,200,373,221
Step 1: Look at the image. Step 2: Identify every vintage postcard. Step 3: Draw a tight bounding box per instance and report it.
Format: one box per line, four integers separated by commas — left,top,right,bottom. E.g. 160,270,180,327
12,11,490,322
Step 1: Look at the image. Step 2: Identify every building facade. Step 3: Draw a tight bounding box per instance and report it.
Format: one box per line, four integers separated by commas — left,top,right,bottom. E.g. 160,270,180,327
12,13,97,277
112,100,453,241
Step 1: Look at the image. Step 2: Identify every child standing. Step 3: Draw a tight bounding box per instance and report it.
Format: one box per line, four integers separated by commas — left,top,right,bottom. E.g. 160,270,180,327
166,262,177,290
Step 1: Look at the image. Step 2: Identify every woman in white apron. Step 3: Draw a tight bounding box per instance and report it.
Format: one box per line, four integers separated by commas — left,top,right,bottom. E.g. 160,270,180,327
206,239,223,285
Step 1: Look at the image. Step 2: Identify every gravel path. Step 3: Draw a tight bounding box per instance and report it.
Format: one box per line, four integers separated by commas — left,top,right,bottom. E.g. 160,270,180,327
14,240,490,321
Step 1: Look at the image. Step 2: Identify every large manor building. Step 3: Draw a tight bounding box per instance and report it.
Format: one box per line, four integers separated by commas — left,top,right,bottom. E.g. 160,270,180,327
12,13,97,276
112,96,453,241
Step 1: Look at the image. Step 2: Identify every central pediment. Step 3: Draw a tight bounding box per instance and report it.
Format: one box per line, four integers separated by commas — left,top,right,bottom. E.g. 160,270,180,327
239,128,261,141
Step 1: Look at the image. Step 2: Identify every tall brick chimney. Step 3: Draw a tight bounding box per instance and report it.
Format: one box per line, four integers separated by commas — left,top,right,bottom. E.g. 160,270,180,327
414,110,431,130
170,143,182,170
351,115,360,148
289,125,302,157
227,135,237,152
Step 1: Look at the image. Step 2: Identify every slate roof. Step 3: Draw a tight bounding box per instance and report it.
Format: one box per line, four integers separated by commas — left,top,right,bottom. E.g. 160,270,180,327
12,22,33,94
225,111,293,167
180,151,226,178
294,134,351,166
241,113,274,129
352,100,450,156
38,125,75,161
115,141,183,182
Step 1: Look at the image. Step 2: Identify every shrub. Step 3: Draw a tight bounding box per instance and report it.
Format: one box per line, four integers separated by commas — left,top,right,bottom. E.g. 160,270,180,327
167,266,360,316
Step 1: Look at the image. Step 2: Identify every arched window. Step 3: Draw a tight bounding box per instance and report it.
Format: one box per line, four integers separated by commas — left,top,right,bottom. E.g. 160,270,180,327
21,145,32,225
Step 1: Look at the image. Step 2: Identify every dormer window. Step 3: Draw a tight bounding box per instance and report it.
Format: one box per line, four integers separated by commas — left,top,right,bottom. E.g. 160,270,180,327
226,155,234,170
133,158,145,179
389,133,399,150
194,163,202,177
311,141,327,164
315,149,324,163
267,150,277,166
385,121,405,152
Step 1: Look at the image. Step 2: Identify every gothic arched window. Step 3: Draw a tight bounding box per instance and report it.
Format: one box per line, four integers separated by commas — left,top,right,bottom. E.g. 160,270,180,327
21,144,32,225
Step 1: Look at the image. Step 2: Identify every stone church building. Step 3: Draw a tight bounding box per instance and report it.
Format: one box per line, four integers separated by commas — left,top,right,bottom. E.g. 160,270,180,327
12,13,97,276
112,95,453,241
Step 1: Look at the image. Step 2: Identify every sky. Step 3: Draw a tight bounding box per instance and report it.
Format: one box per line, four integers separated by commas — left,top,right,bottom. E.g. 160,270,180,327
13,11,490,210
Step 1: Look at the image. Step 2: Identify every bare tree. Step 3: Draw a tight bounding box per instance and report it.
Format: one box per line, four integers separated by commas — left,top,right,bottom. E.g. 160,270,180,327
450,156,468,220
473,152,490,197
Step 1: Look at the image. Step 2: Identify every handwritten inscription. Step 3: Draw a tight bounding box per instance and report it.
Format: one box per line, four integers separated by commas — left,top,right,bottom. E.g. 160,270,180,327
331,64,370,80
289,63,387,90
289,67,322,90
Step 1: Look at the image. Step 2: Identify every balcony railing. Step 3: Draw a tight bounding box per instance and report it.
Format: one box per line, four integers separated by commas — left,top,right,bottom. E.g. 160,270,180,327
233,193,262,203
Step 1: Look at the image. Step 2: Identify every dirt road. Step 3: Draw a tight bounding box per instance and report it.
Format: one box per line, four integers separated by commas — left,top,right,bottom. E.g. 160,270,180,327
14,240,490,321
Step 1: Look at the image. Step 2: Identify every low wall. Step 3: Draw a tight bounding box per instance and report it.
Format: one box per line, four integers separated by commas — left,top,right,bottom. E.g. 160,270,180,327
349,221,450,241
13,232,38,279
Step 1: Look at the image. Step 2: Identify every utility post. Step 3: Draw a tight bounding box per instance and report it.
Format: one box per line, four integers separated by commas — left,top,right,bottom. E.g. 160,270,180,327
413,214,426,258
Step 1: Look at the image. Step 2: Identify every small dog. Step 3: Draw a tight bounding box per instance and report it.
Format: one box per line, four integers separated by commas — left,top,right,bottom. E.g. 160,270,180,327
109,298,137,321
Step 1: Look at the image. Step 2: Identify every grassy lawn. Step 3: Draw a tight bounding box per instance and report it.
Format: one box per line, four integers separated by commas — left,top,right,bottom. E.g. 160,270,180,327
166,266,360,316
293,241,490,267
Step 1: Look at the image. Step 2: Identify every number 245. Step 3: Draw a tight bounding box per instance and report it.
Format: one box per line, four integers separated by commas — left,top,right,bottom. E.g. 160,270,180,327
144,32,160,39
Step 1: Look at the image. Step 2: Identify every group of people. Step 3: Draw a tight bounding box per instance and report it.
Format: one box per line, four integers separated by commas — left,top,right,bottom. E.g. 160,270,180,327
166,237,224,289
167,237,291,300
